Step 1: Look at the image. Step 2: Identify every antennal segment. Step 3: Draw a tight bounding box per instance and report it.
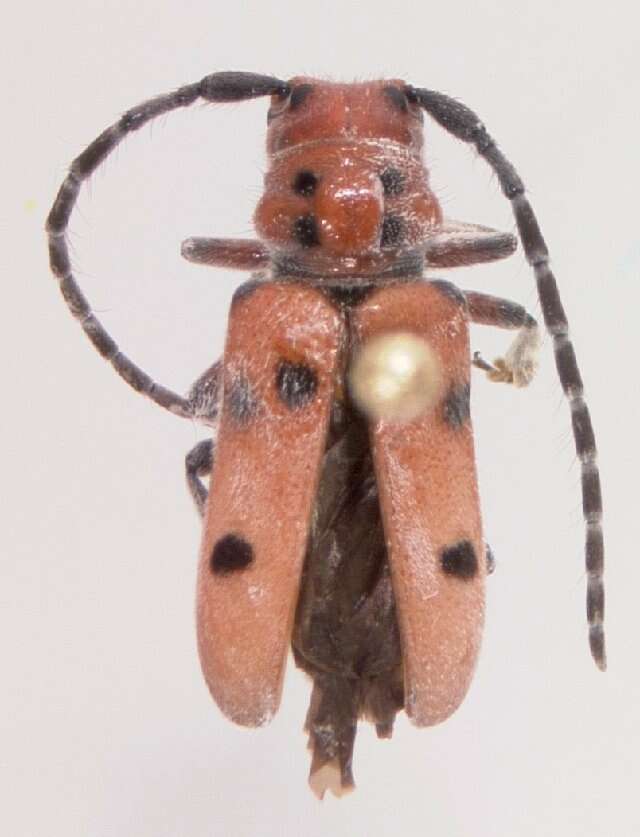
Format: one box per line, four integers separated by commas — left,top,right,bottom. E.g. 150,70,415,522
46,72,288,418
409,86,606,671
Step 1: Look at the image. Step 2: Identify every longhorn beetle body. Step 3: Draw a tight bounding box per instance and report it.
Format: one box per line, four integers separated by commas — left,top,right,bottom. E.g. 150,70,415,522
47,71,605,798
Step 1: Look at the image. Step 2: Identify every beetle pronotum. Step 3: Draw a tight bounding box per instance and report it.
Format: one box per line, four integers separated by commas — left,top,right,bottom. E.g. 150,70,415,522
47,71,605,797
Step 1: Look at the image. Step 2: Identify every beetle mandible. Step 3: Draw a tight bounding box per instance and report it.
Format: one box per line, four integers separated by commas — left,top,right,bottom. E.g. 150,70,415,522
47,71,605,798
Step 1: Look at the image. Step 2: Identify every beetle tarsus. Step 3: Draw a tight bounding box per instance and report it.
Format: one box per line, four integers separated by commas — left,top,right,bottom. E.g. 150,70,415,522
472,351,496,373
466,292,539,387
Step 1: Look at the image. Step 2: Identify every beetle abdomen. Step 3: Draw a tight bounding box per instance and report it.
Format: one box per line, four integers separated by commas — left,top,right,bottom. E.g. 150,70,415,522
293,404,404,796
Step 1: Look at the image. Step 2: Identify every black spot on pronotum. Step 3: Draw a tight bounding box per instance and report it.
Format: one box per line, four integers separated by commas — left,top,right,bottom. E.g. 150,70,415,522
380,167,404,196
293,170,318,196
380,215,404,248
293,214,320,247
443,382,471,428
289,83,314,110
383,86,408,112
210,533,254,575
276,360,318,409
226,376,257,426
441,540,478,579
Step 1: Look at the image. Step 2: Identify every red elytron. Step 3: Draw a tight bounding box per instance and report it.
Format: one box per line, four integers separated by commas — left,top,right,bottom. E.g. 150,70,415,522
47,72,605,797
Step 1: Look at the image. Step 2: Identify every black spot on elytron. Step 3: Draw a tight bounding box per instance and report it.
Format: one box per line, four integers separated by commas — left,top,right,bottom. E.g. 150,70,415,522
276,360,318,409
380,167,405,197
383,85,409,112
210,533,254,575
441,540,478,579
429,279,467,307
293,170,318,196
289,83,314,110
226,375,257,426
380,215,404,248
442,382,471,428
293,214,320,247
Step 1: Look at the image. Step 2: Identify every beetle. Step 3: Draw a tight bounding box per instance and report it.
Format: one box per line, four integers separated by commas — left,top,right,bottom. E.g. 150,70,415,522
47,71,605,798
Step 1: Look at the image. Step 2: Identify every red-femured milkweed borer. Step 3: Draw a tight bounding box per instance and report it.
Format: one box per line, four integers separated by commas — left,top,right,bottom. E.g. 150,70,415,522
46,71,605,797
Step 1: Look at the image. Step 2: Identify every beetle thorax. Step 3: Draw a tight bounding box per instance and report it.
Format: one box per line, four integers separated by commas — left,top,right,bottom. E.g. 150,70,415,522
254,79,443,280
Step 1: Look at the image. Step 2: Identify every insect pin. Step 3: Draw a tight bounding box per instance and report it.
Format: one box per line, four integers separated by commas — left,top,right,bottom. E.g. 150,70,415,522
47,71,605,798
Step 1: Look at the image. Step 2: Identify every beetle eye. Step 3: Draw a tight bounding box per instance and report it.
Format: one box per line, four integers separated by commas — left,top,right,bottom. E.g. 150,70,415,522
268,84,313,123
293,170,318,196
404,86,418,104
267,85,293,122
403,86,424,120
289,84,314,110
382,85,409,113
274,85,291,100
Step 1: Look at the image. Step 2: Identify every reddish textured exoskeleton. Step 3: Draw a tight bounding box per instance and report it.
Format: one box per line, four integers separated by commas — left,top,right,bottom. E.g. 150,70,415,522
47,72,605,797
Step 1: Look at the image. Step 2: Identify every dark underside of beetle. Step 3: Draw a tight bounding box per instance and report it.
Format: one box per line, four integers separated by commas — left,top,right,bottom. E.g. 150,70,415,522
292,399,403,796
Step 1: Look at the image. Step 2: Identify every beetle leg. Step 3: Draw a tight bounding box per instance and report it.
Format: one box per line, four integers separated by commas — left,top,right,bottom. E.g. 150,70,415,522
424,219,516,268
465,291,540,387
185,439,215,517
183,363,222,514
185,361,222,426
181,237,270,271
305,674,358,799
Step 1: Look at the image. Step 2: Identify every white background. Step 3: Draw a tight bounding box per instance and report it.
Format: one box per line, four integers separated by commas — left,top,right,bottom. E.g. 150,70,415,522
4,1,639,835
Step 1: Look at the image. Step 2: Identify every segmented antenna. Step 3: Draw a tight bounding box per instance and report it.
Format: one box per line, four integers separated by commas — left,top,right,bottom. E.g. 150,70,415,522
46,72,288,418
409,86,605,671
